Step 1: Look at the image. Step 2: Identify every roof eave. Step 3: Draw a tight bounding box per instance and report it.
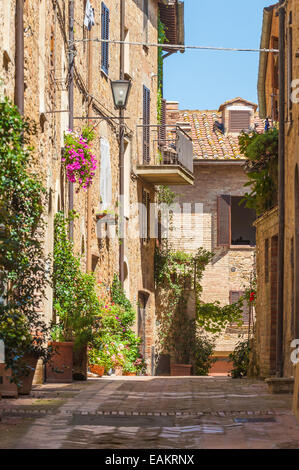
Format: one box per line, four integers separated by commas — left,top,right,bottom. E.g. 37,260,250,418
257,6,275,119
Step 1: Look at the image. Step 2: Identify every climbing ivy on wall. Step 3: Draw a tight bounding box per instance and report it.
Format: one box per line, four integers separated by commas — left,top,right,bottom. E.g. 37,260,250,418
0,98,50,382
239,128,278,215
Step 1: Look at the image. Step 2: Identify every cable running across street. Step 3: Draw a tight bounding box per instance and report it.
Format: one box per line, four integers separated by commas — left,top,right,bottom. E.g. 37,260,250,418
69,38,279,53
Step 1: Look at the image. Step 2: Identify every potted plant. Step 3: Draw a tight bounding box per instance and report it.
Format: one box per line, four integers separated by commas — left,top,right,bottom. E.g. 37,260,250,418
63,125,97,192
50,212,102,382
122,361,137,376
88,348,110,377
46,325,74,383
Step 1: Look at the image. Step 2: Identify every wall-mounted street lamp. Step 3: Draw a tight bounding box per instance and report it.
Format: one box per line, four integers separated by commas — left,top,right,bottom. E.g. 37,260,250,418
110,78,132,287
110,79,132,110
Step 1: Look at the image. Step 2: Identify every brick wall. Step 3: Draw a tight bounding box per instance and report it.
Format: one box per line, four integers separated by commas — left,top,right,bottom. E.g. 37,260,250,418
167,164,255,354
0,0,161,375
254,207,278,377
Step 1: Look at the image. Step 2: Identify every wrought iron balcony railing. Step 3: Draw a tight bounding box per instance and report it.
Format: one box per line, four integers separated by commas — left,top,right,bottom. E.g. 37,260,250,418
136,124,194,176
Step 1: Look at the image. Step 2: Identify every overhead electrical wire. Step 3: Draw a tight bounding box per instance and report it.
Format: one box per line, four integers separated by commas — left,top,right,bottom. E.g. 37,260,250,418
69,37,279,53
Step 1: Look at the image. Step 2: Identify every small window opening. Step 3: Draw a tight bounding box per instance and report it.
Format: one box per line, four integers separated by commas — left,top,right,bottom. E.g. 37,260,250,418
231,196,256,246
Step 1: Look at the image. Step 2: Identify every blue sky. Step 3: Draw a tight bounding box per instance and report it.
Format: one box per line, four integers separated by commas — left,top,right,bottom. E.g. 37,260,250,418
164,0,276,110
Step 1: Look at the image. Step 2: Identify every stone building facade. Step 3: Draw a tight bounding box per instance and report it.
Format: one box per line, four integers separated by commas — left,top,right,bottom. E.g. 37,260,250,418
254,207,279,378
257,0,299,384
0,0,188,376
165,99,263,374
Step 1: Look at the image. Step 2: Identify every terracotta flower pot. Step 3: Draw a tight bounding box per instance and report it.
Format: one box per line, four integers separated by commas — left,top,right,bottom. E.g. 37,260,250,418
123,372,137,376
0,364,18,398
170,364,192,376
73,345,88,381
46,342,74,383
114,366,123,376
89,364,105,377
18,354,38,395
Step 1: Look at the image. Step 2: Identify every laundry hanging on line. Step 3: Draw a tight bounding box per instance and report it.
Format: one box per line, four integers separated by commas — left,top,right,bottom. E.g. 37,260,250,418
84,0,95,31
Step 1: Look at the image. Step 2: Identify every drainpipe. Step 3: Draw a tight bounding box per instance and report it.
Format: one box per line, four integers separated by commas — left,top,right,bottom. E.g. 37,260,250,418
119,0,125,287
68,0,74,239
86,23,93,272
15,0,24,115
276,0,286,378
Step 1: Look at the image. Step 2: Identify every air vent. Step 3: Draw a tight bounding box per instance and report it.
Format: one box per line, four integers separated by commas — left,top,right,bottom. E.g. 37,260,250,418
229,110,251,133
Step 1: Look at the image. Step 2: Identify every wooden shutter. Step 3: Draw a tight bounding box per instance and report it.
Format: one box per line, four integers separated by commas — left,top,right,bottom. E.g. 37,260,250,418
141,189,150,242
229,111,250,133
217,195,231,246
101,3,109,74
159,98,167,145
143,86,150,163
143,0,149,44
230,290,249,324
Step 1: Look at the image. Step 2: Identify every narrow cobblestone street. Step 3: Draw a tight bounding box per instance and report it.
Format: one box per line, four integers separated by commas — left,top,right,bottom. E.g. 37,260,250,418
1,377,299,449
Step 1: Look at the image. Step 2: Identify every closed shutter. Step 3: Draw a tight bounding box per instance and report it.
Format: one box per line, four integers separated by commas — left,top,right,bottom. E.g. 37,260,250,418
230,290,249,324
101,2,109,74
217,195,231,246
141,189,150,242
229,111,250,133
143,0,149,44
143,86,150,163
159,98,167,145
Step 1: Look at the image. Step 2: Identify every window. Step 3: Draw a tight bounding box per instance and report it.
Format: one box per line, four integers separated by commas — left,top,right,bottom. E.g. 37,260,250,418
101,2,109,74
143,85,150,163
287,22,293,121
265,238,269,283
141,188,150,243
230,291,250,324
143,0,149,47
228,110,250,133
217,195,256,246
100,138,112,211
124,28,131,78
124,140,131,218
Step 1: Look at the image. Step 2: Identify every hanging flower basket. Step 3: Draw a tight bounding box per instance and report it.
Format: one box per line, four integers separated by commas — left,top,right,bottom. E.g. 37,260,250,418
63,126,97,192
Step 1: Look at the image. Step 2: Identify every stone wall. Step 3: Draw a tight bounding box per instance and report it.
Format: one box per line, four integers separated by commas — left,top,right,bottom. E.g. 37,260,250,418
254,207,279,378
0,0,161,375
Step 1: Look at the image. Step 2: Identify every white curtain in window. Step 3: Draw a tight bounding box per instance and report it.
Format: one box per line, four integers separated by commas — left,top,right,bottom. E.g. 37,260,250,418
100,138,112,211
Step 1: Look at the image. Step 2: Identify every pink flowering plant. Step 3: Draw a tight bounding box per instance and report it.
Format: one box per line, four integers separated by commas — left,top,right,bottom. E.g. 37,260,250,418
63,125,97,191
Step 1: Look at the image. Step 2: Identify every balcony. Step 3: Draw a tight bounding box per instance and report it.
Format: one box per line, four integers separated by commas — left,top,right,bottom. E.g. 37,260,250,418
135,125,194,186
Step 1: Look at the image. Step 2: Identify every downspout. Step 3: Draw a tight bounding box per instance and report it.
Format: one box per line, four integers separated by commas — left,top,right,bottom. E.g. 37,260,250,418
86,24,93,272
68,0,74,239
119,0,125,287
15,0,24,115
276,0,286,378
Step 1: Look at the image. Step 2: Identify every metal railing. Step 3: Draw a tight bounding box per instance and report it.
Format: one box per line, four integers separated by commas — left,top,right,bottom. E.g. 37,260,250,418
136,124,193,174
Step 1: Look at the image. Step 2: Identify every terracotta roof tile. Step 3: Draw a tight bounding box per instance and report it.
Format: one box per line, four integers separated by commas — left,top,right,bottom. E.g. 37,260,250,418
178,109,265,160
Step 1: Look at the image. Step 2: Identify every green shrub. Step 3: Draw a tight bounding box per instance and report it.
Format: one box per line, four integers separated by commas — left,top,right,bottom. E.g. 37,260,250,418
229,338,251,378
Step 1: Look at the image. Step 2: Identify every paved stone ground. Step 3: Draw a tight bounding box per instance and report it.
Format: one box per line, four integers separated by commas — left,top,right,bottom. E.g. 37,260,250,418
1,376,299,449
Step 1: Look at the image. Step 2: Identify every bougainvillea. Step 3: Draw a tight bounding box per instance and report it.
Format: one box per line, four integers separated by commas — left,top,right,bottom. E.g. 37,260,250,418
63,125,97,191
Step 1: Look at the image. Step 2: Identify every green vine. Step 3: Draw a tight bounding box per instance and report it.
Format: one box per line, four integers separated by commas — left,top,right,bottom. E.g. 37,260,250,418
0,98,50,383
53,211,101,349
239,128,278,215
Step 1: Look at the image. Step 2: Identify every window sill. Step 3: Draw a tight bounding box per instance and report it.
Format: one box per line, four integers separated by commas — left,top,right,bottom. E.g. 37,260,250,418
229,245,255,250
101,68,109,80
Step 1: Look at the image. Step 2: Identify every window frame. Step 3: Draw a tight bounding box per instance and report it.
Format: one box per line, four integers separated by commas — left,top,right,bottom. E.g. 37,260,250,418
101,2,110,75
